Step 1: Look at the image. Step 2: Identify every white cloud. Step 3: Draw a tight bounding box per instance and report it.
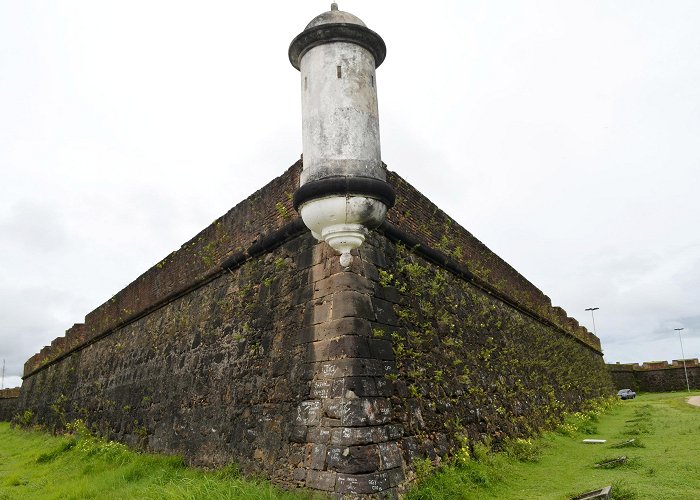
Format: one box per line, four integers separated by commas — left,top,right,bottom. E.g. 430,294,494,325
1,1,699,380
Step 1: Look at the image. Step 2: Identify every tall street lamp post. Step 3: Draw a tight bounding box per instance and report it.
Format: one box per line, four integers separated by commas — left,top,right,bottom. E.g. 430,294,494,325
585,307,599,336
674,327,691,392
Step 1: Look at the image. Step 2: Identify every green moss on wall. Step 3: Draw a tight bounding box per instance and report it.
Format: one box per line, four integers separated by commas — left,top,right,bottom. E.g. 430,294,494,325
378,242,613,459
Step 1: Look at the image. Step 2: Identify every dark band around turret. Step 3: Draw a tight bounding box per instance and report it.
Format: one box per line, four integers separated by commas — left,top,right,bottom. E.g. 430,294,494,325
289,23,386,70
293,176,395,211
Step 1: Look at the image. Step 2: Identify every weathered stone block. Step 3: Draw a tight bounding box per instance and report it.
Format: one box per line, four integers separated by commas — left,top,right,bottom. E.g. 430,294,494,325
294,247,315,270
332,290,375,321
327,336,371,359
306,300,331,325
330,425,389,446
306,443,327,470
307,341,329,362
341,397,392,426
335,467,404,494
326,444,380,473
359,244,388,269
371,298,398,326
291,284,314,307
329,378,348,398
375,377,394,397
308,262,333,282
296,400,322,426
298,317,372,345
312,359,386,379
361,261,381,282
323,398,344,420
293,468,307,482
378,441,403,469
342,376,378,397
314,272,373,298
321,417,342,427
294,326,315,346
306,427,332,444
290,425,307,443
369,338,395,360
310,379,334,399
306,469,337,491
401,436,420,463
373,283,401,304
386,424,404,440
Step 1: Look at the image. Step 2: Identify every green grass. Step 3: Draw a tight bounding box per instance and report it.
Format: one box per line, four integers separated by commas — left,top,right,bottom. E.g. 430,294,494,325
409,391,700,499
2,393,699,499
0,421,317,499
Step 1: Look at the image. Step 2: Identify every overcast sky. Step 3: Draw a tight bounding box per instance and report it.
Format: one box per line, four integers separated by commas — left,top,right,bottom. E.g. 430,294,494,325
1,1,699,389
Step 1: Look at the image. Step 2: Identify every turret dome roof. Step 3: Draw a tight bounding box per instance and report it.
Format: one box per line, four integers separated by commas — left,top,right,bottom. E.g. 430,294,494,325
305,3,366,29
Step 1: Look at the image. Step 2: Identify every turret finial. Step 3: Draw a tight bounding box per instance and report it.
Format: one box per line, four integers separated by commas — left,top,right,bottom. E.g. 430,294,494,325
339,251,352,268
331,3,338,11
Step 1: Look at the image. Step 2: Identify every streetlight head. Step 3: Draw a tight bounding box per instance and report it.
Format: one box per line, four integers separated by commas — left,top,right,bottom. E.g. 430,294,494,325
674,328,684,331
585,307,599,311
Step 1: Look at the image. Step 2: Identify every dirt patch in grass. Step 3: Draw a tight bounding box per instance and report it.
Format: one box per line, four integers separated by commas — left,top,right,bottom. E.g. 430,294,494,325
687,396,700,407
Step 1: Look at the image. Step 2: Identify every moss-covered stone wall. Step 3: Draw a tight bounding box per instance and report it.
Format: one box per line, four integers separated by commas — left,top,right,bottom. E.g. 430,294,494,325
16,162,612,496
22,162,304,378
0,388,20,421
385,172,601,352
18,234,317,482
608,360,700,392
359,235,613,467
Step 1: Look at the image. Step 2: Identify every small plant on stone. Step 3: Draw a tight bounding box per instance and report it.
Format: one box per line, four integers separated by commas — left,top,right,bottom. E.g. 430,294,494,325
501,437,543,463
452,435,471,467
275,202,289,219
372,327,386,338
413,457,434,483
378,269,394,287
14,409,34,427
471,441,491,463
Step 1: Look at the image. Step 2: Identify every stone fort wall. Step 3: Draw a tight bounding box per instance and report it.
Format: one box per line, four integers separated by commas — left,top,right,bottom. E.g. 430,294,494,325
16,161,612,496
0,388,20,421
608,359,700,393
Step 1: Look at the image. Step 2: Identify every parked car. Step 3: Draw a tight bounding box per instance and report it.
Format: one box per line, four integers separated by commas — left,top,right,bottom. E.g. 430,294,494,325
617,389,636,400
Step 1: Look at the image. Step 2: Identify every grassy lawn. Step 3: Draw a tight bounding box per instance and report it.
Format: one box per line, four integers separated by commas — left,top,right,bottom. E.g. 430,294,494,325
2,392,699,499
410,391,700,499
0,421,316,499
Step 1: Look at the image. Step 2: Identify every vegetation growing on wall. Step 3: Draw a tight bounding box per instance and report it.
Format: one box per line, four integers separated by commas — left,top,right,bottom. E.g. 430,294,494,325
385,171,602,353
378,242,614,460
15,234,316,485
